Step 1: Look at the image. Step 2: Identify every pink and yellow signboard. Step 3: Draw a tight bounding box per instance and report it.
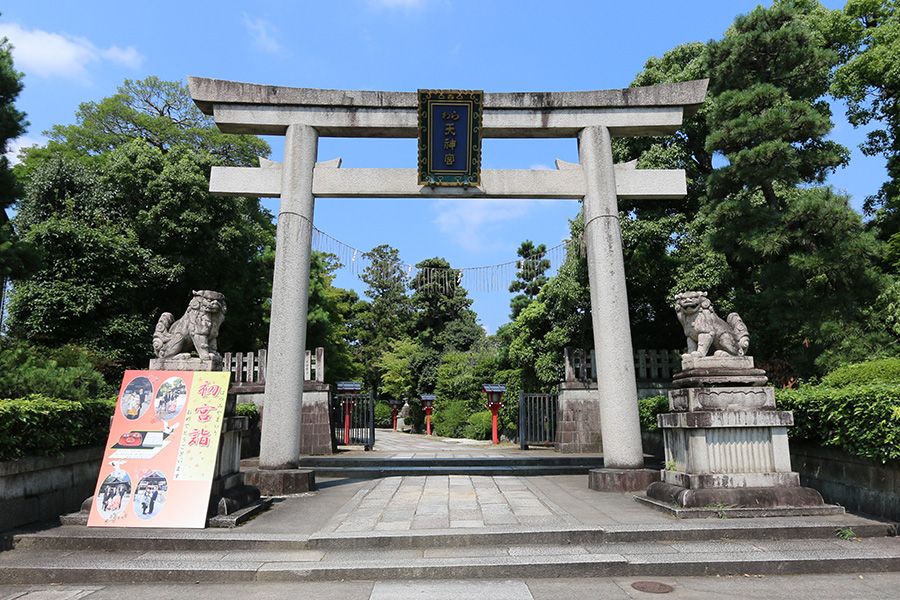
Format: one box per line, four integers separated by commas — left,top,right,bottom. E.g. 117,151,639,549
88,370,231,528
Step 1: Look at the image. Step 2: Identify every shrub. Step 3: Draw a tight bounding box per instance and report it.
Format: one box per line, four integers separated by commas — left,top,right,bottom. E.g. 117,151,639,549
638,395,669,432
432,400,470,438
235,402,260,426
373,401,394,428
0,340,113,401
463,410,494,440
819,358,900,388
0,394,116,459
777,383,900,464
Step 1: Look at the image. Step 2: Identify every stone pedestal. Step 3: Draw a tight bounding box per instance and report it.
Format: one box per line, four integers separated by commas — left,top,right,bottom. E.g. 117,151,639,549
149,356,223,372
646,356,832,513
555,382,602,454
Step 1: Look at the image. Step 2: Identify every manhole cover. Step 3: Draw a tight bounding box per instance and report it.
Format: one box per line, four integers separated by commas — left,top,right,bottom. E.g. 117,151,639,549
631,581,674,594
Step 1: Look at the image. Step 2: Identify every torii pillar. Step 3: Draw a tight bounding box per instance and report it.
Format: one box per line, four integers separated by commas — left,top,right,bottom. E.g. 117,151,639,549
188,77,708,482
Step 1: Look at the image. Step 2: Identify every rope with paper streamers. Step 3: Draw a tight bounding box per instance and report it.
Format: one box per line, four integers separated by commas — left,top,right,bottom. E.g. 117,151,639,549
311,227,568,294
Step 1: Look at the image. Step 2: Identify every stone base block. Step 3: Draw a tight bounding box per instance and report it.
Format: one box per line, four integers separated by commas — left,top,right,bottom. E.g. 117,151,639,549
148,357,223,371
636,493,844,519
669,386,775,412
243,468,315,496
589,468,659,492
662,470,801,489
680,355,755,370
209,483,261,517
646,480,828,509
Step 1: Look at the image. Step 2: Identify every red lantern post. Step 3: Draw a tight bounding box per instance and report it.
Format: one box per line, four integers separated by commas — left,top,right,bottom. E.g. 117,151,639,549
421,394,436,435
388,399,403,430
481,384,506,444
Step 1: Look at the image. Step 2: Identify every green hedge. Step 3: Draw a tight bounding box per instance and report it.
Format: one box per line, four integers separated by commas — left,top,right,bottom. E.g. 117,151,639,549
0,394,116,459
819,357,900,388
638,395,669,432
776,383,900,465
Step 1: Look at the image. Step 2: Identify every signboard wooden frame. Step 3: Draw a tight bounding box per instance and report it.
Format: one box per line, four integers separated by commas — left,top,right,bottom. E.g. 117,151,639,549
417,89,483,186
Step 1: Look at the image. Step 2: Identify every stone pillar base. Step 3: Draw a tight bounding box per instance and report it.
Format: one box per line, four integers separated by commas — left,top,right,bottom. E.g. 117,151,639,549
646,480,829,509
243,468,316,496
589,468,659,492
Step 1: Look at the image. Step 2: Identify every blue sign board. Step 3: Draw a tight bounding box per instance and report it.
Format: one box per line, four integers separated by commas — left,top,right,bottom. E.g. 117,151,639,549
418,90,483,186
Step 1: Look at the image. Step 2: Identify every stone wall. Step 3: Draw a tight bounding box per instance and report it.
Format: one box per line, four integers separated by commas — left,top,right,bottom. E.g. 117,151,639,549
0,447,103,532
790,443,900,522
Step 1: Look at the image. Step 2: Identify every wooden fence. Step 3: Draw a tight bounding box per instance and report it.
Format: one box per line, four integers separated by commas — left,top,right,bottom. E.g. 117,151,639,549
564,348,681,382
223,347,324,393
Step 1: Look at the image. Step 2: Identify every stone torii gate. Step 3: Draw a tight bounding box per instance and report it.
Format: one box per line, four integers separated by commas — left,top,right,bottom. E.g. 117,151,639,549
188,76,708,477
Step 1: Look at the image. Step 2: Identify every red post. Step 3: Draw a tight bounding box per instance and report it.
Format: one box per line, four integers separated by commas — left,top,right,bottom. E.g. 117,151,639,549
388,399,403,431
489,404,500,443
343,399,353,444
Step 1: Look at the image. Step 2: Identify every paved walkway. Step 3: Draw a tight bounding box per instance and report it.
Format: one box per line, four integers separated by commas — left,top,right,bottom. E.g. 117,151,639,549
2,430,899,598
306,430,649,532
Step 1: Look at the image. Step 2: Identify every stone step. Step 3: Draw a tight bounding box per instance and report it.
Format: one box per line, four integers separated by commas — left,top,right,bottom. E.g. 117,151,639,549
2,537,898,584
9,518,893,553
304,465,601,478
298,457,606,468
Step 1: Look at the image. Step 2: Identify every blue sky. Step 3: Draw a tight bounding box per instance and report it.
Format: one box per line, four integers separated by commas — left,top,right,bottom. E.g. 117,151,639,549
0,0,884,336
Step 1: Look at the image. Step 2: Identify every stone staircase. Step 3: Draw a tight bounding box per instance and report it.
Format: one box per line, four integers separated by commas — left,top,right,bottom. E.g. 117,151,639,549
1,516,897,584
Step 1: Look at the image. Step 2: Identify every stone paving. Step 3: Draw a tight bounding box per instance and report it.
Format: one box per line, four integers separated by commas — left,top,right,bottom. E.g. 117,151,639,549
314,430,633,533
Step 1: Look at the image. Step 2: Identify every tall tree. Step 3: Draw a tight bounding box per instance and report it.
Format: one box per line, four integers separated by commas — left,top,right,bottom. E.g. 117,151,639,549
8,78,274,367
0,24,41,299
408,256,483,393
350,244,413,392
508,240,550,319
706,2,848,210
830,0,900,267
704,2,884,373
306,251,359,384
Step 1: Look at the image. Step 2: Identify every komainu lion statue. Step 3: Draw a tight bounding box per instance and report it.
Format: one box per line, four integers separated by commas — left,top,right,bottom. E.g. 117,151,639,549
674,291,749,358
152,290,227,360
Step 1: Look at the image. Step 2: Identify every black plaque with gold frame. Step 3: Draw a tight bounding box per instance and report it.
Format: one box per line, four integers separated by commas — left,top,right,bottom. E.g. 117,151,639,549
417,89,483,186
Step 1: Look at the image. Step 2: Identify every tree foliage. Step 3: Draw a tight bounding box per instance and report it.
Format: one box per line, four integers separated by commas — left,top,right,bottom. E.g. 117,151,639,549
350,244,414,392
706,1,848,210
508,240,550,319
830,1,900,268
0,25,41,284
306,251,359,384
8,78,275,368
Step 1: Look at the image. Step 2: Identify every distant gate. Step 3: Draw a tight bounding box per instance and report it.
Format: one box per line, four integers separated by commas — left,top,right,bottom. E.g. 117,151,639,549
518,392,558,450
331,386,375,451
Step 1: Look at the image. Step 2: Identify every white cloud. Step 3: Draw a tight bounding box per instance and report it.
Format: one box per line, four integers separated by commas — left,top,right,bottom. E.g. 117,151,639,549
433,199,532,253
529,163,552,170
242,13,281,53
4,136,44,166
0,23,143,82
